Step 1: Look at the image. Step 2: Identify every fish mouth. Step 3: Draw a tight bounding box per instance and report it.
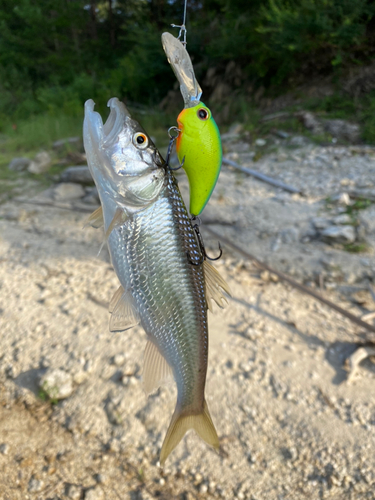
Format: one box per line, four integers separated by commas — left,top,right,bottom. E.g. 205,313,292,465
84,97,130,149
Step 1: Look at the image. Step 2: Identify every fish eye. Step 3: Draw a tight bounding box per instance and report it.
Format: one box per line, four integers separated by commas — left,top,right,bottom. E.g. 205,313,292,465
197,108,209,120
133,132,149,149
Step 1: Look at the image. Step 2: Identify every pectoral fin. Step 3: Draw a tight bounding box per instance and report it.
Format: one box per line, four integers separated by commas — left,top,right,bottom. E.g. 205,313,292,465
105,207,128,240
97,207,128,257
84,206,104,229
203,260,232,312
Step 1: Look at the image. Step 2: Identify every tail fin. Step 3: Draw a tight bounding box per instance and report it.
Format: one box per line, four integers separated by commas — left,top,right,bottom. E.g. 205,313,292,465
160,399,219,466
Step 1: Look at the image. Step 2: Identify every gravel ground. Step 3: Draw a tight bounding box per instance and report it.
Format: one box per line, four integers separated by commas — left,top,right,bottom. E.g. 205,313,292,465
0,138,375,499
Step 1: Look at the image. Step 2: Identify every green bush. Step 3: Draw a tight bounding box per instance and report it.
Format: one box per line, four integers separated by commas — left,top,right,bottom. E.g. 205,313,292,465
1,0,375,139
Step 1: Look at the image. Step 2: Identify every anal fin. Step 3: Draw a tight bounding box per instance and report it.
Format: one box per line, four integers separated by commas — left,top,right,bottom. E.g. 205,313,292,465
143,340,172,395
109,285,124,313
203,260,232,312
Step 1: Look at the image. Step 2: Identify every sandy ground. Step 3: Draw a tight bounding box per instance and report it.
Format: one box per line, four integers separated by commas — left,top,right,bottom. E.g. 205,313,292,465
1,139,375,499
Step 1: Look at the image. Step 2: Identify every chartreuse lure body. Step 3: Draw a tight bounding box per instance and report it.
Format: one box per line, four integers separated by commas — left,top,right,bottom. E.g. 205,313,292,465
176,103,222,216
162,32,222,216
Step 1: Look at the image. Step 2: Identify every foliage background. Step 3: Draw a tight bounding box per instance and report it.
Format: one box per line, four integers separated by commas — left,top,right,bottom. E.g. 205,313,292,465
1,0,375,142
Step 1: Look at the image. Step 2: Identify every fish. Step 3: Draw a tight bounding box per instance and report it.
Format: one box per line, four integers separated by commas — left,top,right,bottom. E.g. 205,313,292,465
162,32,222,217
83,97,230,464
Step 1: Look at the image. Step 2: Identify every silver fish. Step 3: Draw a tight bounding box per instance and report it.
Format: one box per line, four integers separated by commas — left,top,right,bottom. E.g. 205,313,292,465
83,97,230,464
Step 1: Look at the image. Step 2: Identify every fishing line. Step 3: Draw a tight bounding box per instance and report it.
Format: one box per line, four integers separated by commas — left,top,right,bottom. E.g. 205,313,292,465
171,0,188,46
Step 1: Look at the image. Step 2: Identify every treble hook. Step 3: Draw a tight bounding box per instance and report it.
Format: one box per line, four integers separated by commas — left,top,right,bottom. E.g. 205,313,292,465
206,242,222,261
165,126,184,171
189,216,223,264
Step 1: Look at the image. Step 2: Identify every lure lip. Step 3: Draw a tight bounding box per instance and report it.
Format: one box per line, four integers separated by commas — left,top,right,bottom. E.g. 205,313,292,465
162,32,202,108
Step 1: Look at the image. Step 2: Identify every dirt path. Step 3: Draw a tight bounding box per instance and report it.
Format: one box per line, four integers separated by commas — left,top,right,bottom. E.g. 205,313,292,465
1,140,375,499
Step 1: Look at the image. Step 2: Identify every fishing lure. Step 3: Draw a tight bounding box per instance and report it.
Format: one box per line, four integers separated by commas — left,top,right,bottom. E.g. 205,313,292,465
162,32,222,216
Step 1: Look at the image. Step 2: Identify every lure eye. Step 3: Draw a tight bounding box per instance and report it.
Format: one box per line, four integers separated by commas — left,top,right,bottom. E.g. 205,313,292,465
133,132,149,149
197,108,209,120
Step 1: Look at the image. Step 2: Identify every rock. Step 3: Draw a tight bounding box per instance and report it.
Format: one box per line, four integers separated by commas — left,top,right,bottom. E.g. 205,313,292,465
296,111,323,135
199,484,208,494
296,111,360,143
289,136,310,147
5,363,15,379
312,217,331,230
39,368,74,400
321,225,356,244
84,359,94,373
226,152,240,161
255,138,266,147
274,130,290,139
95,473,109,485
85,487,104,500
28,151,52,174
106,401,122,425
0,443,9,455
323,119,360,143
340,178,355,187
113,353,125,367
8,157,31,171
28,476,43,493
333,214,352,225
358,205,375,234
60,166,93,185
73,370,88,385
332,192,351,206
53,136,81,152
122,359,138,377
82,187,100,205
54,182,85,201
66,484,82,500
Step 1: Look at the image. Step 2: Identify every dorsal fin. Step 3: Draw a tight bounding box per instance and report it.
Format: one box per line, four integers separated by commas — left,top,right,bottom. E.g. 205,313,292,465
143,340,173,395
109,288,140,332
84,206,104,229
203,260,231,312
